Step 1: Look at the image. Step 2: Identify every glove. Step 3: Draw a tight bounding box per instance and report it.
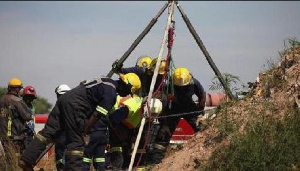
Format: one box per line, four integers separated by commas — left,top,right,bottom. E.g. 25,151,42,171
112,59,123,73
27,120,35,133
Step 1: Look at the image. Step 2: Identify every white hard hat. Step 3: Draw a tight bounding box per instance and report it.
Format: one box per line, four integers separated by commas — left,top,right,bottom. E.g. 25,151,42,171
149,98,163,115
55,84,71,95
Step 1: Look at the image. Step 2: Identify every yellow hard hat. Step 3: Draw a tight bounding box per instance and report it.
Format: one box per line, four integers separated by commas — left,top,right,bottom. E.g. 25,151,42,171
149,57,166,75
136,56,152,69
120,73,141,94
8,78,23,87
173,67,192,86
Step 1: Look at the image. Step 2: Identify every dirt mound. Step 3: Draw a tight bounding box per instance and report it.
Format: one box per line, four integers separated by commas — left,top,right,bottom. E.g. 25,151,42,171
152,46,300,170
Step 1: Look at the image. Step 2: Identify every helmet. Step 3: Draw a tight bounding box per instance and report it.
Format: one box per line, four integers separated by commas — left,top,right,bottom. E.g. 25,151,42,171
8,78,23,87
173,67,192,86
149,57,166,75
23,86,37,98
120,73,141,94
55,84,71,95
149,98,163,115
136,56,152,69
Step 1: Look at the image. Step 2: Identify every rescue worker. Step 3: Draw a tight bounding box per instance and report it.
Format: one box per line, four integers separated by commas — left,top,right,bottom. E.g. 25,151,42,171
19,73,141,171
108,73,142,170
149,67,206,165
108,74,163,170
115,56,166,97
22,86,37,148
114,56,168,167
54,84,71,171
0,78,33,157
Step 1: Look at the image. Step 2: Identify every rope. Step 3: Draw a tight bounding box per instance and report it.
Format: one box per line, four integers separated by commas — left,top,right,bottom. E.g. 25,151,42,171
153,109,205,119
128,2,176,171
135,3,177,169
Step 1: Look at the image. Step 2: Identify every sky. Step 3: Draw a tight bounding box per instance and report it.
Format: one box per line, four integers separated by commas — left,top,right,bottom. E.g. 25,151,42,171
0,1,300,108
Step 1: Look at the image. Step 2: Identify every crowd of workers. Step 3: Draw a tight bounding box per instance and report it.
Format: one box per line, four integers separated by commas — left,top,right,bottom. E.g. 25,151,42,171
0,55,206,171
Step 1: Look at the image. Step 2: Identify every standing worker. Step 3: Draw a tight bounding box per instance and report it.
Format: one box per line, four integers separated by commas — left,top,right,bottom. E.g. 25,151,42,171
0,78,33,157
149,67,206,165
19,73,141,171
54,84,71,171
22,86,37,148
114,56,169,167
108,83,163,170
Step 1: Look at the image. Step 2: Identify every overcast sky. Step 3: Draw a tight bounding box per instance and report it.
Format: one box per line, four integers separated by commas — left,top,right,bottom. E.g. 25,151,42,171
1,1,300,108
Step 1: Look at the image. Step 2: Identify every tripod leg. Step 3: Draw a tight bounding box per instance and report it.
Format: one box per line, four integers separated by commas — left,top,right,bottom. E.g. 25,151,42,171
107,2,170,78
175,2,235,100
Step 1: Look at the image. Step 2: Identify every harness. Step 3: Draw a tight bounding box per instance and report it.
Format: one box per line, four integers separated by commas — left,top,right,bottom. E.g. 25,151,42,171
82,77,116,89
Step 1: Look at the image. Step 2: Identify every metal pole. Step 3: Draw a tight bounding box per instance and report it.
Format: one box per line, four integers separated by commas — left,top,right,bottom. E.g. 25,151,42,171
107,2,169,78
175,2,235,100
128,1,175,170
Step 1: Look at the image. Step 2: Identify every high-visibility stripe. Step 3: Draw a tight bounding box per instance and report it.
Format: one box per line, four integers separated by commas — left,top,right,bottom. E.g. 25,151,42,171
94,157,105,163
96,106,108,115
136,166,146,171
36,133,50,145
154,143,166,150
83,157,92,163
66,150,84,156
7,106,12,136
110,147,122,152
56,159,63,164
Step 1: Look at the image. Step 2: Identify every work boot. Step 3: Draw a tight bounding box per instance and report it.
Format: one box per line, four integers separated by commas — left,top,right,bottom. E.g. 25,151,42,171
20,138,47,167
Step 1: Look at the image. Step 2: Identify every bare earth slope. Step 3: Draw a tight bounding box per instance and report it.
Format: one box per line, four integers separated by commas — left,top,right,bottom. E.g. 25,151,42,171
152,47,300,171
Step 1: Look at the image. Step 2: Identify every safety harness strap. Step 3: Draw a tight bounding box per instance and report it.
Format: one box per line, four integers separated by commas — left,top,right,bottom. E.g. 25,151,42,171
83,77,116,89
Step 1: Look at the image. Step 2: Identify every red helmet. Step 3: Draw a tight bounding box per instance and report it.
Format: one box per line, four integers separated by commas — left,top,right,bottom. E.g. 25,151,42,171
23,86,37,98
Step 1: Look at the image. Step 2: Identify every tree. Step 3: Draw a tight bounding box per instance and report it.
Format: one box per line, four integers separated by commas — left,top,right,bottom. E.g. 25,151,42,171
0,87,52,113
209,73,244,98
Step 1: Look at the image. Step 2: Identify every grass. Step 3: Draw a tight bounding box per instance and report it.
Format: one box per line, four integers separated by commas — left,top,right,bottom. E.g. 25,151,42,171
204,103,300,171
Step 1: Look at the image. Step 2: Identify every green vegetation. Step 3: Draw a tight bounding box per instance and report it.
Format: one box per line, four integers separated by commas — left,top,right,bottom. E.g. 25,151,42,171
209,72,245,98
204,103,300,171
199,38,300,171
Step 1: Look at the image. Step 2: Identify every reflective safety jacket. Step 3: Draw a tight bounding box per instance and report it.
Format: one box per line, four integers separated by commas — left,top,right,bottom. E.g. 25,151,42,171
112,95,143,129
0,93,32,139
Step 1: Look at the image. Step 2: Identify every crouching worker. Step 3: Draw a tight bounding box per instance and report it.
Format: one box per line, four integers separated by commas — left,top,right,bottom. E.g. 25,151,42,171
108,73,163,170
18,73,141,171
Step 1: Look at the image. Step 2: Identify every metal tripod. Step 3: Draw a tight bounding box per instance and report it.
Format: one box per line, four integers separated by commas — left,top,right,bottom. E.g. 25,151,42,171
106,1,235,99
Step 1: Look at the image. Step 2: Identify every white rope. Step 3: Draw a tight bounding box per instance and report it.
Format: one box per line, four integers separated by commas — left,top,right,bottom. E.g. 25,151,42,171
128,1,176,171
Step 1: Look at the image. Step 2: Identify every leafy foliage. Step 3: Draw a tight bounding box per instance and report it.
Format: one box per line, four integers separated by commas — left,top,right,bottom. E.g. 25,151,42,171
209,72,244,97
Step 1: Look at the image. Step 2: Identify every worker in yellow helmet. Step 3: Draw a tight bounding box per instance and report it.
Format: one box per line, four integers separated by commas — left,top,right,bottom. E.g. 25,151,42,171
0,78,33,158
148,67,206,165
108,73,163,170
136,56,152,69
114,56,167,97
19,73,140,170
113,56,169,166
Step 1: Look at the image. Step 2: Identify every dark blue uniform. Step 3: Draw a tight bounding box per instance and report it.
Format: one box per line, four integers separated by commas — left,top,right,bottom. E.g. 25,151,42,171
20,77,118,170
120,66,167,167
82,119,109,171
121,67,164,97
149,77,206,165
